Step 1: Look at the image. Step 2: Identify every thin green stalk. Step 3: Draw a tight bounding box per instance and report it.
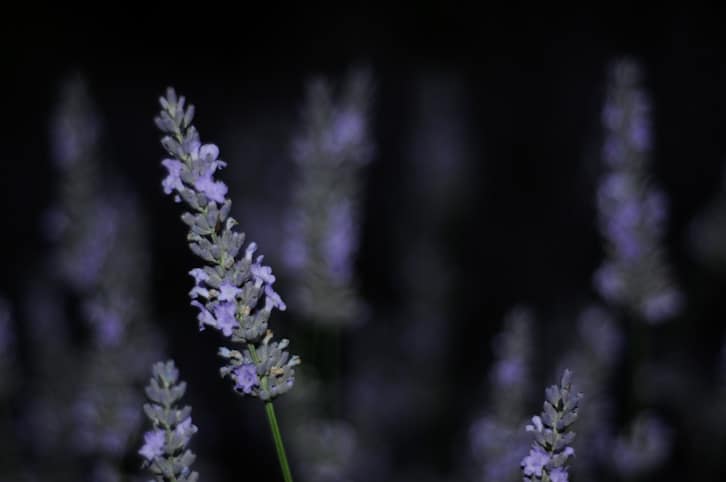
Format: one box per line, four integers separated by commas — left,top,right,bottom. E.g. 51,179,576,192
248,343,294,482
265,400,293,482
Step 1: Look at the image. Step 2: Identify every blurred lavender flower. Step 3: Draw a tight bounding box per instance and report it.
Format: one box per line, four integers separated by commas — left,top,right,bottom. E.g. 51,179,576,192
611,412,671,478
469,306,534,482
284,68,374,327
558,305,622,479
594,59,683,323
291,418,358,482
46,76,114,292
140,360,199,482
521,369,582,482
155,88,299,400
21,75,162,482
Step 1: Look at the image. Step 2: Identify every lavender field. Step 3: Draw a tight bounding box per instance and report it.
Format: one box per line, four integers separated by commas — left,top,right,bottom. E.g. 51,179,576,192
2,10,726,482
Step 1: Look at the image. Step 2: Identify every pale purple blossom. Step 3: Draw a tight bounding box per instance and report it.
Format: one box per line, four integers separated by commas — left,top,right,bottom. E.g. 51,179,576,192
189,285,210,299
234,364,259,394
244,242,258,261
138,429,165,461
251,257,276,284
194,174,228,204
265,285,287,311
189,268,209,284
218,282,242,302
213,301,238,337
549,467,569,482
161,158,184,194
175,417,197,440
199,143,220,164
191,300,216,331
522,447,550,477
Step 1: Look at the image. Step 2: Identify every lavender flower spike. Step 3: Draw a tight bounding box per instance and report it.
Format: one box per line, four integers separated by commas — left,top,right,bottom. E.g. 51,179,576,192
594,58,683,323
139,360,198,482
155,87,300,400
284,68,374,327
522,369,582,482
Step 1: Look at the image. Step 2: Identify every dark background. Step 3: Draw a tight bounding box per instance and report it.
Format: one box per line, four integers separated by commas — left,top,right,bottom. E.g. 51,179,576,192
3,8,726,481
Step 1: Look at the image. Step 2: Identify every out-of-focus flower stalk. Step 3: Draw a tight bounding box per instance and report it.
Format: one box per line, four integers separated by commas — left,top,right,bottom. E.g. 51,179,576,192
594,58,683,323
284,67,373,328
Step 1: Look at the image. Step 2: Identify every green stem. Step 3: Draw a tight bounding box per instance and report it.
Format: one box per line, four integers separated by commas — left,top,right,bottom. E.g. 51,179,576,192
248,343,294,482
265,400,294,482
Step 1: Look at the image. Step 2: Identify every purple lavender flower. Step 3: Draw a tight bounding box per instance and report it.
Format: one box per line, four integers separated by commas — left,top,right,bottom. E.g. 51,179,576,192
557,305,621,479
155,88,299,400
213,301,238,337
162,159,185,194
139,429,165,461
234,364,259,394
522,446,550,477
469,307,534,482
594,58,683,323
521,370,582,482
140,360,199,480
219,281,242,302
549,467,569,482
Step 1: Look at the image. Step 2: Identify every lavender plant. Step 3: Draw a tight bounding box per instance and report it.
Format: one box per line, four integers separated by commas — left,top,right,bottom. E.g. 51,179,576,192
156,87,299,481
19,76,162,482
469,306,534,482
139,360,199,482
52,77,163,481
557,305,622,480
521,369,582,482
610,411,671,478
593,58,682,323
284,68,373,327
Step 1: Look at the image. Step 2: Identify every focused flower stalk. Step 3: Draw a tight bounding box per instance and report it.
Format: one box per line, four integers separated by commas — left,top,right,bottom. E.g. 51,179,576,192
155,88,299,481
521,369,582,482
139,360,199,482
